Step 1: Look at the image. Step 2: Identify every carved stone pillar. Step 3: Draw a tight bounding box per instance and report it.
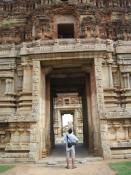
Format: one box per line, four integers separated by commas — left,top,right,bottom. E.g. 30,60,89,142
85,73,93,152
127,73,130,88
94,57,111,159
5,79,14,94
18,61,32,113
107,53,113,88
57,110,61,137
22,63,32,92
45,78,51,153
124,126,129,140
108,63,113,88
53,109,58,136
41,67,47,157
74,109,78,135
122,73,130,89
32,60,41,119
0,78,16,114
29,60,41,161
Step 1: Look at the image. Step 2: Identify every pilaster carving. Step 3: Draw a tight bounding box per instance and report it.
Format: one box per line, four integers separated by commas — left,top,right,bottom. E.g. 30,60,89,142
5,79,14,94
107,58,113,88
122,73,130,89
94,57,111,158
0,79,5,97
22,62,32,92
5,123,30,152
17,58,32,113
94,57,105,118
32,60,40,119
29,60,41,161
108,119,131,149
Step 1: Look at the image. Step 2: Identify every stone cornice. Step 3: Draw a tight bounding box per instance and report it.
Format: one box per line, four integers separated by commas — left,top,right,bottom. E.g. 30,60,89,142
0,39,114,58
20,39,114,55
0,39,131,59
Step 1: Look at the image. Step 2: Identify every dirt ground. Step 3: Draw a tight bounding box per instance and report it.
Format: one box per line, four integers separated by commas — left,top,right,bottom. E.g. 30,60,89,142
1,160,116,175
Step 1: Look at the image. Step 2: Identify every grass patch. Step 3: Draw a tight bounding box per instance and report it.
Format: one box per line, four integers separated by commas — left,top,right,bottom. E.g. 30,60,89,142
110,161,131,175
0,165,14,173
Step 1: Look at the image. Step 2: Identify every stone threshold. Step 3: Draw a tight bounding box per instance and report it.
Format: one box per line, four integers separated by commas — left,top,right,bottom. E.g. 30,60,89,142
36,157,103,166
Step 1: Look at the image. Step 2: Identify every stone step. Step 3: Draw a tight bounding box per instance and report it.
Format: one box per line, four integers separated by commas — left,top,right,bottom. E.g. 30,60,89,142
37,157,103,166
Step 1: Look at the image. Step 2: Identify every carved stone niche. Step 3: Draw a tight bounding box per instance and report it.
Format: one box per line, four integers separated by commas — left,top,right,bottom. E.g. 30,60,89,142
108,119,131,148
0,123,10,151
0,79,6,97
5,78,14,94
5,123,30,152
0,77,15,114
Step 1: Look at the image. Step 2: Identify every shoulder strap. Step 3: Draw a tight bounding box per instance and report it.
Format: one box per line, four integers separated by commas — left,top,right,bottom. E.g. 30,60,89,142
66,135,72,143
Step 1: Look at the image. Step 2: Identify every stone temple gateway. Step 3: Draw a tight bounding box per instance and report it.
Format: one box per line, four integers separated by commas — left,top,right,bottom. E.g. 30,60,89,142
0,0,131,162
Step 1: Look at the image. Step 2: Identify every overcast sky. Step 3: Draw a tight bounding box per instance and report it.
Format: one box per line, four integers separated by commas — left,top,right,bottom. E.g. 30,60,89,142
62,114,73,127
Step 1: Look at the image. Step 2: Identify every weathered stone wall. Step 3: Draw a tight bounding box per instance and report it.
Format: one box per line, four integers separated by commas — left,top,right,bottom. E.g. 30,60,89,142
0,21,131,161
102,41,131,158
0,1,130,43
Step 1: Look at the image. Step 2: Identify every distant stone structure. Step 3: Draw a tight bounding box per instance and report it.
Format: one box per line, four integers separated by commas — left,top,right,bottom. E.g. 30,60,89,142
0,0,131,161
53,93,83,143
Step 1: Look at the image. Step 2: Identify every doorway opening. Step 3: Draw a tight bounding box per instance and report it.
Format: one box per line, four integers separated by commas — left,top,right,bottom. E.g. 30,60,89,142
54,112,74,144
61,113,73,136
50,76,88,153
61,111,84,143
57,23,74,38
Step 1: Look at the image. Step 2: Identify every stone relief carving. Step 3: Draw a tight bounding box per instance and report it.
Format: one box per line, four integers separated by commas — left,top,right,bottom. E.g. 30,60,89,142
0,123,10,151
5,79,14,94
108,119,131,148
5,123,30,151
32,60,40,118
0,79,5,97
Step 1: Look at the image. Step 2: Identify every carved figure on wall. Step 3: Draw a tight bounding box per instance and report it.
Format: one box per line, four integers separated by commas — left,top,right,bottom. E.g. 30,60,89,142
0,79,5,97
5,79,14,94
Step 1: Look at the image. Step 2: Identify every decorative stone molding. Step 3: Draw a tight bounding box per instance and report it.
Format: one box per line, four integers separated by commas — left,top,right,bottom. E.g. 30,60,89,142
0,114,36,123
94,57,111,158
94,57,105,117
32,60,41,119
104,110,131,119
5,79,14,94
0,39,115,58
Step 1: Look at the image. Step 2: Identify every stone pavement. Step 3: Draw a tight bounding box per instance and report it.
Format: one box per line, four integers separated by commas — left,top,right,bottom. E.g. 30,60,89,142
1,160,115,175
37,144,103,165
0,144,116,175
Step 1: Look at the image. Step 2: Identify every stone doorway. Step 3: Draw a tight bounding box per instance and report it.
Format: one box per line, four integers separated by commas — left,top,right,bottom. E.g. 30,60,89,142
38,58,103,159
49,75,89,157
